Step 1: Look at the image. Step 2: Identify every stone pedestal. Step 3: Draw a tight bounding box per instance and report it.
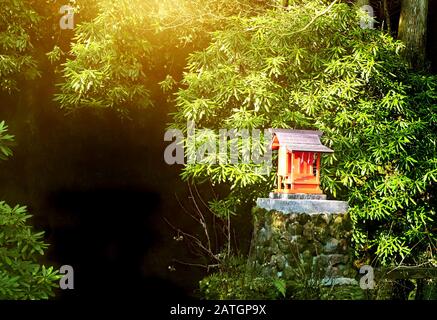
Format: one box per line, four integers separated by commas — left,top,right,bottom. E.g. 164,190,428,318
257,198,349,214
250,198,358,287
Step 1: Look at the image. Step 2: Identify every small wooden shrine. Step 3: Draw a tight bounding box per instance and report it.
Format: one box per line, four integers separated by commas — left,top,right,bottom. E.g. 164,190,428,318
270,129,333,194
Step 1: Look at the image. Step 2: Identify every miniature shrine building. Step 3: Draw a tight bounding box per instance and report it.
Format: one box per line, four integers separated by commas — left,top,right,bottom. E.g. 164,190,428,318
270,129,333,195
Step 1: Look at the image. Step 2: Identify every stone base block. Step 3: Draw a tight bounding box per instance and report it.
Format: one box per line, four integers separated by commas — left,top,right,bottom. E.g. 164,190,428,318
257,198,349,214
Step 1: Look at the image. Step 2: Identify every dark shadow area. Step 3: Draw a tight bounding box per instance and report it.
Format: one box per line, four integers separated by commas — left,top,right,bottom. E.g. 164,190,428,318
0,90,206,299
45,187,181,300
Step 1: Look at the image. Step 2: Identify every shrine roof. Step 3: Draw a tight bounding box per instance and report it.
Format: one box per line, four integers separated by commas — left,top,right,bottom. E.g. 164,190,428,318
269,129,334,153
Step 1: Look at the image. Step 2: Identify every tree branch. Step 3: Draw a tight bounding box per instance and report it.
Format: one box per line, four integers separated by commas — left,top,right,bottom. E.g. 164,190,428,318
291,0,338,35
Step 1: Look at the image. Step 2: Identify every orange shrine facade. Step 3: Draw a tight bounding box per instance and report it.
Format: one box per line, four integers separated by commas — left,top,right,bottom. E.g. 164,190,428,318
270,129,333,195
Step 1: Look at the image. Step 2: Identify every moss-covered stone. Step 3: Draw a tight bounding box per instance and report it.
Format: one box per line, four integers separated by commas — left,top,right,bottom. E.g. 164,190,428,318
250,207,357,286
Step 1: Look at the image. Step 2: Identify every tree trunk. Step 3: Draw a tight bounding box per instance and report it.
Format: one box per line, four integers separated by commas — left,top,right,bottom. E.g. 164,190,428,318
383,0,391,33
398,0,429,69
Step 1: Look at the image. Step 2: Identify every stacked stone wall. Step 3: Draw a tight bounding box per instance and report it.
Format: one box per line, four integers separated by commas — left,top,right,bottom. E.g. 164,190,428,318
250,207,357,285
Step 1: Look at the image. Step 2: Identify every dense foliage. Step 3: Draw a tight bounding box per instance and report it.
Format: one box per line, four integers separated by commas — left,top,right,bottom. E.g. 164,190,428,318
199,257,284,299
53,0,274,115
0,124,59,300
199,256,367,300
172,2,437,267
0,121,14,160
0,202,60,299
1,0,61,300
0,0,41,92
54,0,154,114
